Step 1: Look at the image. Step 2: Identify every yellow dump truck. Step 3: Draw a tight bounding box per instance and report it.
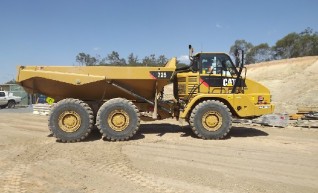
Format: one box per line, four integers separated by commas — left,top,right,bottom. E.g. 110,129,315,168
17,46,274,142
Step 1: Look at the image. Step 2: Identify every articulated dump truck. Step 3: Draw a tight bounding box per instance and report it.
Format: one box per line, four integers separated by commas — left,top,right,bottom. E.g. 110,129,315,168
17,46,274,142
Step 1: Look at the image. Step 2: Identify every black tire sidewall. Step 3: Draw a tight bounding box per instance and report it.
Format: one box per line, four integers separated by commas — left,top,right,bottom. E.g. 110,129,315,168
98,100,139,140
191,101,231,139
8,101,15,108
49,100,91,141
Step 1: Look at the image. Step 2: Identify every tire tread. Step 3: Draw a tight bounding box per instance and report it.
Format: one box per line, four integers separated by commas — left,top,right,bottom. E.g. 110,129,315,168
189,100,232,140
96,98,140,141
48,98,94,142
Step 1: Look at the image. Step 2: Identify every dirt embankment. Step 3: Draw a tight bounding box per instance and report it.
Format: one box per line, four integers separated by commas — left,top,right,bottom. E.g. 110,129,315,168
247,56,318,113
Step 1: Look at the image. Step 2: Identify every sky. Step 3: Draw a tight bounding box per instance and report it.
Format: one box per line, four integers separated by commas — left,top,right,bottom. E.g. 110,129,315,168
0,0,317,83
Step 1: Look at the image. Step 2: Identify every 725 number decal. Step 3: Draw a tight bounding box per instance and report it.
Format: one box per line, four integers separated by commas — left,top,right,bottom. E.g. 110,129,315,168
150,71,173,79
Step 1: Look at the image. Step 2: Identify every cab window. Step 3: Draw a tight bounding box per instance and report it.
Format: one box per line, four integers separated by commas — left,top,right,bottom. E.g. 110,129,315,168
200,54,236,76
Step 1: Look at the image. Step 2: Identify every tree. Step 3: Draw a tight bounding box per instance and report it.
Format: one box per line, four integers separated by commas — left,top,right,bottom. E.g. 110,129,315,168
273,28,318,59
229,39,254,64
105,51,126,65
229,28,318,64
273,32,300,59
297,27,318,56
76,53,98,66
157,55,168,65
142,54,157,66
127,53,139,66
176,59,188,68
5,79,16,84
248,43,273,63
76,51,169,67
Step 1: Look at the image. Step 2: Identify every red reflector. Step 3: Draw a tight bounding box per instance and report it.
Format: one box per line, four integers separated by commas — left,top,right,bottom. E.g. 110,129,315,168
257,96,264,104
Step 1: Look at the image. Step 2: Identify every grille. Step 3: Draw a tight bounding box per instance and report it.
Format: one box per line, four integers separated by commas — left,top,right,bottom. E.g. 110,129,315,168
178,84,186,94
188,76,197,82
188,85,197,94
178,77,186,82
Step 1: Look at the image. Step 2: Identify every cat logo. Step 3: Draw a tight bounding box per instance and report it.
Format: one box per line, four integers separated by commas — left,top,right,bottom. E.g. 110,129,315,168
223,78,236,86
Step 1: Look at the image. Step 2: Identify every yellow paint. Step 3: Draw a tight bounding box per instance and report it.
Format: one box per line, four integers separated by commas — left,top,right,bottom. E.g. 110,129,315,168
58,111,81,133
16,58,176,101
178,71,274,118
108,109,130,132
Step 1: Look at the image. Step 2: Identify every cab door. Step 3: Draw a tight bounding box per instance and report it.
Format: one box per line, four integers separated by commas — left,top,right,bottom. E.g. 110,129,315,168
199,53,235,94
0,92,7,105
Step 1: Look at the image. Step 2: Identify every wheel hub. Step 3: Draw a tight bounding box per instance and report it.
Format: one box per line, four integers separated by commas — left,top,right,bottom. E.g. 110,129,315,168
58,111,81,133
202,111,222,131
108,110,129,132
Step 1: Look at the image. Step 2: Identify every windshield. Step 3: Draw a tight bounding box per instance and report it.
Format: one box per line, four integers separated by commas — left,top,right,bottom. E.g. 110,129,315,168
199,53,237,76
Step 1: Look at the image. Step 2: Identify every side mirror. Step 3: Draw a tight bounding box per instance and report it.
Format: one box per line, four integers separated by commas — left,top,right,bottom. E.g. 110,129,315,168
188,44,194,59
191,57,198,72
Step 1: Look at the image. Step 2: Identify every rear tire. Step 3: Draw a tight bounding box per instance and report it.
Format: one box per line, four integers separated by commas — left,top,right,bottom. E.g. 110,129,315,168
7,101,16,108
48,98,94,142
96,98,140,141
190,100,232,139
0,105,7,109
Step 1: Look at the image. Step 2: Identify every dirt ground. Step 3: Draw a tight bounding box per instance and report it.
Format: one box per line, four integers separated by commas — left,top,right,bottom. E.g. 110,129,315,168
0,109,317,193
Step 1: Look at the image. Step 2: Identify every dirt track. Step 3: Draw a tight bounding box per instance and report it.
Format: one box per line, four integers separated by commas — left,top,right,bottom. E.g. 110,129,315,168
0,110,317,193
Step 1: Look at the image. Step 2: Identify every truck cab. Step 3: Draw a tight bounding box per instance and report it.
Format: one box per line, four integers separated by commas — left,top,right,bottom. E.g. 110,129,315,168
174,46,274,121
195,52,236,76
176,52,243,99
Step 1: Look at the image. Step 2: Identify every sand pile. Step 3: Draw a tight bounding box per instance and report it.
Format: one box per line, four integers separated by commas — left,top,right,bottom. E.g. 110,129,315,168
247,56,318,113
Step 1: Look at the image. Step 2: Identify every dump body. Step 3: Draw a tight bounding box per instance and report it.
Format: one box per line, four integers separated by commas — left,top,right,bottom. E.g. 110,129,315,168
17,58,176,102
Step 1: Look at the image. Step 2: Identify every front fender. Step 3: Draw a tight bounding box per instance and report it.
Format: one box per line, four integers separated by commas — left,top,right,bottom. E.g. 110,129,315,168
179,94,235,119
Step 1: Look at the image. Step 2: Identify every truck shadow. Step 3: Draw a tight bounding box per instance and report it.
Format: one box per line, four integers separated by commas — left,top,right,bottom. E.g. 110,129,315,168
135,124,197,139
135,124,269,140
226,126,268,138
84,128,103,141
59,124,269,142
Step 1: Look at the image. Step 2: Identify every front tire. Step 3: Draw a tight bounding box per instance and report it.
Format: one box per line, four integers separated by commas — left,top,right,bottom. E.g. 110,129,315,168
96,98,140,141
190,100,232,139
48,98,94,142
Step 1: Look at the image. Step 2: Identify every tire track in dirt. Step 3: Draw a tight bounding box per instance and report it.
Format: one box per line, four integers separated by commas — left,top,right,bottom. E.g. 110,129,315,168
73,143,186,193
0,117,48,133
0,142,50,193
0,118,54,193
1,130,186,193
122,141,318,192
1,112,318,193
1,164,29,193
